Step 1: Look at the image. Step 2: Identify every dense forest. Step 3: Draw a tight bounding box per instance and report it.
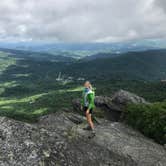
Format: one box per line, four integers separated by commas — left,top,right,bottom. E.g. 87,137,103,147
63,49,166,80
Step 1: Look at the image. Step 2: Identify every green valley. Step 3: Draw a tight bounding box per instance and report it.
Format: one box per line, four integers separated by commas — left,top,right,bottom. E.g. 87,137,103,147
0,48,166,123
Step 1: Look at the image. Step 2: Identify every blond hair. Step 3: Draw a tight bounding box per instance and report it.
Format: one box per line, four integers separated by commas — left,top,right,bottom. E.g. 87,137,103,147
85,81,93,90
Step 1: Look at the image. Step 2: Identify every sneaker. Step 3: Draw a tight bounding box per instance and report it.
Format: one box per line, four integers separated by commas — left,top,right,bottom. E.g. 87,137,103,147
92,129,96,135
88,130,96,139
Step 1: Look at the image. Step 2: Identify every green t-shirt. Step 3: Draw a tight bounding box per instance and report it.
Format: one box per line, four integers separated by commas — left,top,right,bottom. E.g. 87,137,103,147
82,88,95,109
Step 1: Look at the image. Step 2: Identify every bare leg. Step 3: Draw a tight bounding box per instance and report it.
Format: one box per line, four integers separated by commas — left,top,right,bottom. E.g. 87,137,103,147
86,111,94,130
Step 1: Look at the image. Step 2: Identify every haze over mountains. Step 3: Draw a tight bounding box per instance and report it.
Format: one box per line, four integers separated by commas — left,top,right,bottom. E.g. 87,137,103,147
0,39,166,59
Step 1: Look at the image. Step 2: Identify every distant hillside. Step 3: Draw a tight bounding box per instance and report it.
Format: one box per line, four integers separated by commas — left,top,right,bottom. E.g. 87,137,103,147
64,49,166,80
0,48,75,62
1,48,166,80
82,52,119,61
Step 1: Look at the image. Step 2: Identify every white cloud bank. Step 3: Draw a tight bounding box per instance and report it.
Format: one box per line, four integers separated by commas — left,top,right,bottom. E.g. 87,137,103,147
0,0,166,42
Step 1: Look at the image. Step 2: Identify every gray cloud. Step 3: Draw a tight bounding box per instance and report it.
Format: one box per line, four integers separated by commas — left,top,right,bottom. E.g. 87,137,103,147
0,0,166,42
155,0,166,11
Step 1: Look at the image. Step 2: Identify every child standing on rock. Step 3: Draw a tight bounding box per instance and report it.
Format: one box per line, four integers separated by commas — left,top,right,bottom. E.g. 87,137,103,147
81,81,95,136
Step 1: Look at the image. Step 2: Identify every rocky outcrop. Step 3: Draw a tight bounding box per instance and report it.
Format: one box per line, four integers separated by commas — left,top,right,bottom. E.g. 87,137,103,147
111,89,147,105
95,90,147,107
0,112,165,166
0,90,164,166
73,90,149,121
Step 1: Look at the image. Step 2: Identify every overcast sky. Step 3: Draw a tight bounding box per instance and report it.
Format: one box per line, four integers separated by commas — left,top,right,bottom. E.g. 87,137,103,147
0,0,166,42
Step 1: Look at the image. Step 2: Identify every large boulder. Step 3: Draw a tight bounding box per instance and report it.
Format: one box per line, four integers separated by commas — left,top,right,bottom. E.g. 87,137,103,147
0,112,165,166
111,89,148,105
98,90,148,121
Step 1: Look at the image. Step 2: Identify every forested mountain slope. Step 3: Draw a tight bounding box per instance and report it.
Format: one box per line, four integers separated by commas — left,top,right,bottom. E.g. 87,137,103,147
64,49,166,80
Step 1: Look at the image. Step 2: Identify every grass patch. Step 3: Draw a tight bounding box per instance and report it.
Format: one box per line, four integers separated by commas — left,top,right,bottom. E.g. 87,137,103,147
0,52,16,74
0,88,80,122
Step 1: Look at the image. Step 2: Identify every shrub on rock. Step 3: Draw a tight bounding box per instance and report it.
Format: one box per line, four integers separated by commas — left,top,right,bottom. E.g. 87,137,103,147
125,102,166,144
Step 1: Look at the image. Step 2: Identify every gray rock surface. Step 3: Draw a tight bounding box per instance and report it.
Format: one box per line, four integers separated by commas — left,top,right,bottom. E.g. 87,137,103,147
0,111,165,166
111,89,148,105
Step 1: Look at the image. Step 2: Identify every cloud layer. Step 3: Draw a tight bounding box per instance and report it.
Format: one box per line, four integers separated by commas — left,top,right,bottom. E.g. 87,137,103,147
0,0,166,42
